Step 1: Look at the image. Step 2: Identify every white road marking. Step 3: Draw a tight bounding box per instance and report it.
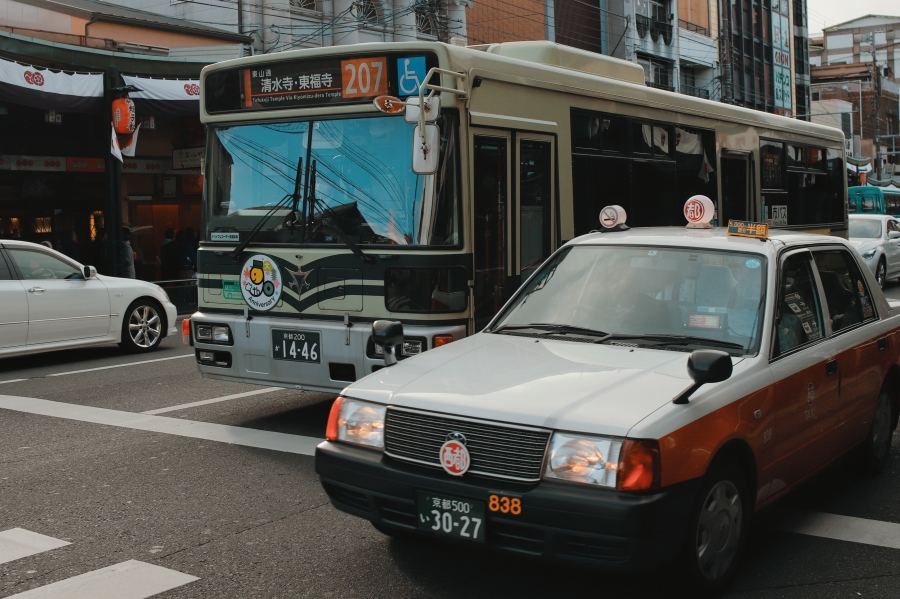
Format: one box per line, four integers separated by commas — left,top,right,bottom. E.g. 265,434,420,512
764,507,900,550
46,354,194,378
0,529,70,565
142,387,283,415
4,559,198,599
0,395,321,456
0,379,28,385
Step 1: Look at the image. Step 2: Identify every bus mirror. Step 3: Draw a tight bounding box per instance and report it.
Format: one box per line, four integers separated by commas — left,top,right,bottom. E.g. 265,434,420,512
412,124,440,174
373,96,406,115
404,96,440,124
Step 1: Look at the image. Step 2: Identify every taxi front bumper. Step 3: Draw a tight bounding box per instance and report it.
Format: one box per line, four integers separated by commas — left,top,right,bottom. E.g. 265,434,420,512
315,441,700,571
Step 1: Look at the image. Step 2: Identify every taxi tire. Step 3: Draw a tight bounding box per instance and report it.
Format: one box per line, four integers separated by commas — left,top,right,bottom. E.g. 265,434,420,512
854,390,894,476
673,459,751,598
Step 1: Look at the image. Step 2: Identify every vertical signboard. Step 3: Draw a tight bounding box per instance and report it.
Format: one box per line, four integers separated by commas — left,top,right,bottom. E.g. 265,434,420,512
772,0,793,116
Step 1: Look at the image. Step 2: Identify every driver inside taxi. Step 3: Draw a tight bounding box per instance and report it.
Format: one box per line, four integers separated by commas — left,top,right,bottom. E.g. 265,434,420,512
27,259,56,279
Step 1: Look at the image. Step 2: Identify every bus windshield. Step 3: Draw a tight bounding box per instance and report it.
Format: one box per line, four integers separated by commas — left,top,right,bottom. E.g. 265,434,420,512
205,113,459,246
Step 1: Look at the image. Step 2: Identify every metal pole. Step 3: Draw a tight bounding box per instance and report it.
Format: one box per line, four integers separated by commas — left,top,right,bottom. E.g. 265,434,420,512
104,67,122,277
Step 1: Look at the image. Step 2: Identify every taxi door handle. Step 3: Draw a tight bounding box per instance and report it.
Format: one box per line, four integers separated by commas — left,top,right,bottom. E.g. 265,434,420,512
826,359,838,376
28,287,45,293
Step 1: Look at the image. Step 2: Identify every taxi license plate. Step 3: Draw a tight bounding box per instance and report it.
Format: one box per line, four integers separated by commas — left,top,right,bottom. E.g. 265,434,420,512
416,491,485,542
271,329,320,363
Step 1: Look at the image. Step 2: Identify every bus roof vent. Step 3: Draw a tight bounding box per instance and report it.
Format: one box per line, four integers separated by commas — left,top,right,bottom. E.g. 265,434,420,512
482,41,645,85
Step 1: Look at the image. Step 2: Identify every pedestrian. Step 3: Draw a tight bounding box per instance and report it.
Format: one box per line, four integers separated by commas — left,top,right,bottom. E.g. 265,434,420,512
60,230,80,261
119,227,136,279
175,230,196,279
91,228,108,274
184,227,198,268
160,228,178,280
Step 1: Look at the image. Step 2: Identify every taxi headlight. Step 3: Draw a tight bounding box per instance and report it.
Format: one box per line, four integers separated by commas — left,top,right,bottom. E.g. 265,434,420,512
543,433,622,488
861,249,877,260
327,398,386,449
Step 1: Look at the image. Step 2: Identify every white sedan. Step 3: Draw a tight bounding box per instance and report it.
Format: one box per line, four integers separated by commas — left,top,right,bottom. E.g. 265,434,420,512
0,240,177,358
849,214,900,288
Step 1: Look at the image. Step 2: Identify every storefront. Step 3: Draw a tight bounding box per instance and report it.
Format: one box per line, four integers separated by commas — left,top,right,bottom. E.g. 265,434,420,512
0,30,237,280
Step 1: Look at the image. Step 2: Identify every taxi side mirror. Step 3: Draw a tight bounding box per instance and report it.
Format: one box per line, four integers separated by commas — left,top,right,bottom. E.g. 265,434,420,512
372,320,404,367
889,231,900,239
82,265,97,279
673,349,733,404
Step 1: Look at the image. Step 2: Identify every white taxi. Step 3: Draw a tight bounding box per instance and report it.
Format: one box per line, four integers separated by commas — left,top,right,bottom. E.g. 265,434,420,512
315,208,900,596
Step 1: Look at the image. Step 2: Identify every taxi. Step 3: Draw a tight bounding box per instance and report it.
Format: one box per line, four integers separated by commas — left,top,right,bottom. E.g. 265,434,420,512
315,202,900,596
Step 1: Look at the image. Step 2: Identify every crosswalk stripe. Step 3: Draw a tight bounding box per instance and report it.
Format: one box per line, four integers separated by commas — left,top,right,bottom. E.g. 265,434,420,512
4,559,198,599
0,394,321,456
763,507,900,550
142,387,283,415
0,529,70,565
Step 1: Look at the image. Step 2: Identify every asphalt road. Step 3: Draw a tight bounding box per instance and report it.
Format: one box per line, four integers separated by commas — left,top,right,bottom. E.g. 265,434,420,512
2,290,900,599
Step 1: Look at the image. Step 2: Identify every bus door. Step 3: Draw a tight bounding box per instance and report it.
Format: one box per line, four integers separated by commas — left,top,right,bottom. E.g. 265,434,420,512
516,135,556,283
473,131,511,332
721,151,755,223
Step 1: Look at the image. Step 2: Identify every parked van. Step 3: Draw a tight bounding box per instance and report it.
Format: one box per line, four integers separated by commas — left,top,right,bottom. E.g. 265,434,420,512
848,185,900,216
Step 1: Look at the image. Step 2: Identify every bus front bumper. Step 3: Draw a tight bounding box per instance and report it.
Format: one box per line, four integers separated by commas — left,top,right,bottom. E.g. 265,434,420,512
190,311,466,393
316,441,699,571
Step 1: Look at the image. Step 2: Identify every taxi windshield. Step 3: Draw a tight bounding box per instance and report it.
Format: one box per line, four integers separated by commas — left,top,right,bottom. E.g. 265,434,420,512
491,245,767,355
849,219,881,239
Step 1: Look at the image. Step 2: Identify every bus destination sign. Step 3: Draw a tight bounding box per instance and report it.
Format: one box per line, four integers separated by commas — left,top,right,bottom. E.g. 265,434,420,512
204,52,437,114
243,57,389,109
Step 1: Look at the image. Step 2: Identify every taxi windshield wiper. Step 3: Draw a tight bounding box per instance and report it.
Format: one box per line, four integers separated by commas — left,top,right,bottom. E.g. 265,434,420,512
491,323,609,338
604,333,745,350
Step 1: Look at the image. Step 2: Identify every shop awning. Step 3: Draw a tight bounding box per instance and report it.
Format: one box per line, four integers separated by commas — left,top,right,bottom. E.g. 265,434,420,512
848,161,873,174
0,56,102,113
123,75,199,116
847,155,872,167
867,178,900,189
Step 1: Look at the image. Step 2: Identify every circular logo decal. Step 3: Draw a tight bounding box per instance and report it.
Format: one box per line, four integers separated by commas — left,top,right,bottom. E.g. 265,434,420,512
184,83,200,96
240,254,282,311
599,205,627,228
684,195,715,224
440,440,470,476
745,259,761,269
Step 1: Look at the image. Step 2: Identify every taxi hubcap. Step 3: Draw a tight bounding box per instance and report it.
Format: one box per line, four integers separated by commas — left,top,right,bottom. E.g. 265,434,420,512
696,480,742,581
872,392,892,460
877,263,885,287
129,305,161,348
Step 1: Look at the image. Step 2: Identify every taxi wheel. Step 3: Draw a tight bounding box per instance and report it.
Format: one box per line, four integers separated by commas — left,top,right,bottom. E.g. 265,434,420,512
675,459,750,597
876,259,886,288
855,391,894,475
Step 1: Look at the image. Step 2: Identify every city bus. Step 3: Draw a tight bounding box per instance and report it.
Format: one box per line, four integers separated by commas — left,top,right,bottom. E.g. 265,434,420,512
848,185,900,216
191,40,847,392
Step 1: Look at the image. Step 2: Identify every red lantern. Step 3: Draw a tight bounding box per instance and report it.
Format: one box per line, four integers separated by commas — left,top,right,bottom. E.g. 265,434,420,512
112,98,136,135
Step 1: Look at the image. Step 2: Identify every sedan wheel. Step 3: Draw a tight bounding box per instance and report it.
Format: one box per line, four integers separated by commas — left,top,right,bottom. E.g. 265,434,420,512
120,301,163,352
696,480,743,582
876,260,886,288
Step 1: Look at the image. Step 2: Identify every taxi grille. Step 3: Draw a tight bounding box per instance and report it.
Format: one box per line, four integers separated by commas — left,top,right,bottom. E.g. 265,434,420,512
384,408,551,482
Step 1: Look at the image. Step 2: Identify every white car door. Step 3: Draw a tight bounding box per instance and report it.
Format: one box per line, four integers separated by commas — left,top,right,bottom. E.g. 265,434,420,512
0,250,28,350
885,220,900,279
6,248,111,345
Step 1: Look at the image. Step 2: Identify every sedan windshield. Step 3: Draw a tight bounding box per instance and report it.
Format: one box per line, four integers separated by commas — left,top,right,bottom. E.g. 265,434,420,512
849,219,882,239
491,246,767,355
205,113,459,246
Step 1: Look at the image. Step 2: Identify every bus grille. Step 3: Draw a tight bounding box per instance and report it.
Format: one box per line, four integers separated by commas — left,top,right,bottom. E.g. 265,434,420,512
384,408,551,482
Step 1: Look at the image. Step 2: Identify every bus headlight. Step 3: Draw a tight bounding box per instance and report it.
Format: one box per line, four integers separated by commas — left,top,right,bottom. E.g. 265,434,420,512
326,397,386,449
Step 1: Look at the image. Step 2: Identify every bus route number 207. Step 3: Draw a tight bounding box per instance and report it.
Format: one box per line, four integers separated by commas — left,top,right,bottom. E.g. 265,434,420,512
271,329,321,363
340,57,388,99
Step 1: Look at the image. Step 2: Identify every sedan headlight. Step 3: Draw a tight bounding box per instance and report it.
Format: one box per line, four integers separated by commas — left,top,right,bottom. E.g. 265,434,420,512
544,433,622,487
861,249,877,260
155,285,170,302
326,397,386,449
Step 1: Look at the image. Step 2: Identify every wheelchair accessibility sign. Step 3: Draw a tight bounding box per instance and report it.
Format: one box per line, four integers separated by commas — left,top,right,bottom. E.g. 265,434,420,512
397,57,426,96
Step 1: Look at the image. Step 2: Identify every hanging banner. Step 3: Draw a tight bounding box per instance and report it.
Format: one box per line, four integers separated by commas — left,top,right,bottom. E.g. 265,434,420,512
0,57,102,113
122,75,200,116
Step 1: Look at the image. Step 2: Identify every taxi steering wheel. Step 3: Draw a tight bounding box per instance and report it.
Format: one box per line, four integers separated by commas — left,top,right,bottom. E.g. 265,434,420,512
32,268,56,279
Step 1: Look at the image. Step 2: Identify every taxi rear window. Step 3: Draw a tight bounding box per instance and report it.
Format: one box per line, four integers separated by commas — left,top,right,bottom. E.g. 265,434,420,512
493,246,767,355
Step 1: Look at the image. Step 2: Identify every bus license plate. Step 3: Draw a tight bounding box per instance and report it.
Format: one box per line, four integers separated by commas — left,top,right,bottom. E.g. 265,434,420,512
271,329,321,363
416,491,485,542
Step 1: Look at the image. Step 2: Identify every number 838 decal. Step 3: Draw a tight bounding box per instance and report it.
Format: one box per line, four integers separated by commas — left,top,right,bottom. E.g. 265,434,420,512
489,494,522,515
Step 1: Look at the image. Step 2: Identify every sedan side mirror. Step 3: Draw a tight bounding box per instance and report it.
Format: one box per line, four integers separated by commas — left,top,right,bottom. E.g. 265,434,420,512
673,349,733,404
372,320,404,367
82,265,97,279
889,231,900,239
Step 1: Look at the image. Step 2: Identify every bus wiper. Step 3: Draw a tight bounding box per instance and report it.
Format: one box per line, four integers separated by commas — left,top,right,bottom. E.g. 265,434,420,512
492,323,609,337
305,160,376,265
229,156,305,261
603,333,745,350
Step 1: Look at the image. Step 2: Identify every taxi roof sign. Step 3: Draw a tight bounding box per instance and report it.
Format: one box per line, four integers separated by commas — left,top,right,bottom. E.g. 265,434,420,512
727,220,769,239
